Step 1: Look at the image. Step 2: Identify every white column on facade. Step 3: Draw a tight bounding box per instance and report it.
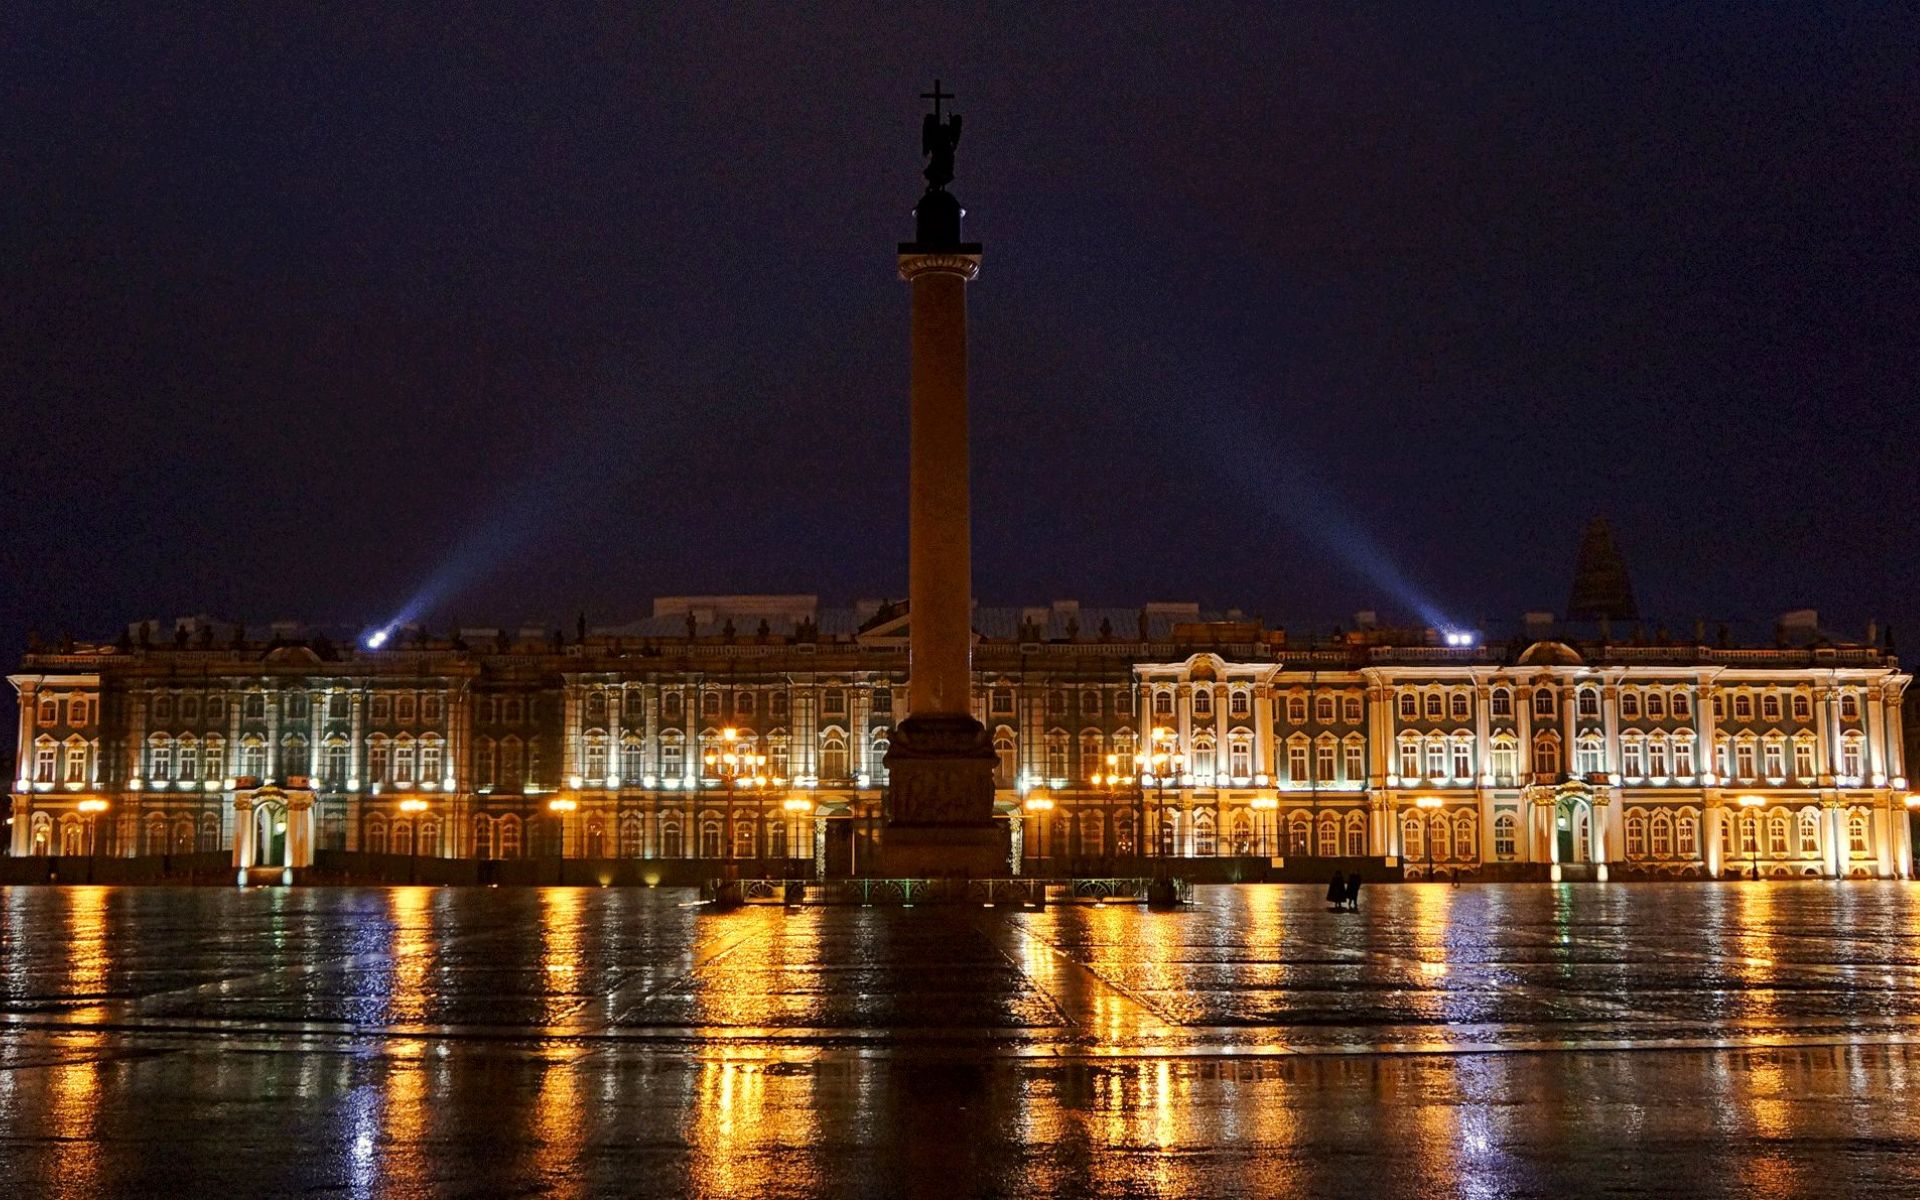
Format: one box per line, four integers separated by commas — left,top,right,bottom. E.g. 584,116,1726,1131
12,683,37,854
1475,682,1496,864
1875,802,1896,878
349,692,366,785
607,685,624,784
232,796,255,869
1705,801,1725,876
1866,681,1888,779
1252,683,1272,777
265,686,281,781
1601,679,1622,776
1885,682,1907,780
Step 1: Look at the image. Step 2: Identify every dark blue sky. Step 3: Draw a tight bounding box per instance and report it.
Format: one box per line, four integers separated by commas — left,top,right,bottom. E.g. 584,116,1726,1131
3,4,1916,690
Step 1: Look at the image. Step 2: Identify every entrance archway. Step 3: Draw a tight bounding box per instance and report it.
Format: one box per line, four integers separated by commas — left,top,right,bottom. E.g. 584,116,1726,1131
253,802,288,867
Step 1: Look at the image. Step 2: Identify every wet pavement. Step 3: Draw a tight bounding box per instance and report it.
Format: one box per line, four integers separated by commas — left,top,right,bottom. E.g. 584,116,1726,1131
4,882,1920,1197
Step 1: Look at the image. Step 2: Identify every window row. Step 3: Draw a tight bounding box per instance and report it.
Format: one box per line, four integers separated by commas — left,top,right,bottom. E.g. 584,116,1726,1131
33,696,95,727
1284,693,1366,726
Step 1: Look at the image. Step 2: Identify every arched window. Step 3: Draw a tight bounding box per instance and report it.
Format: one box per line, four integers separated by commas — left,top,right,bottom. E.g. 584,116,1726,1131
620,815,643,858
1229,811,1252,854
499,815,523,858
173,818,196,855
1192,688,1212,716
1676,810,1699,858
1672,690,1692,718
1450,692,1470,721
1402,814,1424,862
1429,813,1452,861
1533,688,1556,717
474,815,495,860
1839,692,1860,721
1046,730,1070,779
585,821,606,859
821,732,849,780
659,818,683,859
1490,687,1512,717
700,820,723,859
1315,694,1335,723
1620,689,1641,719
1424,692,1444,721
1192,809,1216,856
1578,687,1600,718
1318,813,1339,857
1493,812,1517,859
1791,692,1812,721
1398,693,1418,719
1767,812,1789,857
1847,809,1869,856
1287,695,1309,724
144,815,168,855
1229,688,1251,717
1453,813,1476,861
1733,692,1753,720
1650,811,1673,858
1626,810,1648,858
1112,813,1135,856
1345,811,1367,856
993,728,1017,784
1532,734,1560,776
1287,811,1311,856
1797,807,1820,856
365,818,389,855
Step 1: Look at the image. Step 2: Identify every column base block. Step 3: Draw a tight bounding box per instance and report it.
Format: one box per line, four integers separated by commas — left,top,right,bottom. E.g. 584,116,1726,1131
881,713,1003,877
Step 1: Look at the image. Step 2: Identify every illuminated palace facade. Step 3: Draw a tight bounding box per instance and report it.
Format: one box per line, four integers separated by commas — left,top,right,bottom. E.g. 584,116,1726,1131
9,596,1914,881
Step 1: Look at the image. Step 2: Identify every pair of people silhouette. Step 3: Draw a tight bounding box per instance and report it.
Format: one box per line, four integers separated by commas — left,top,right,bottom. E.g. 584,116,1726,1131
1326,870,1362,911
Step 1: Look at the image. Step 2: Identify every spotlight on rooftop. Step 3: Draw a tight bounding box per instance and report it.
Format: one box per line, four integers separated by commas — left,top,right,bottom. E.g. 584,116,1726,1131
1443,631,1478,647
364,629,391,650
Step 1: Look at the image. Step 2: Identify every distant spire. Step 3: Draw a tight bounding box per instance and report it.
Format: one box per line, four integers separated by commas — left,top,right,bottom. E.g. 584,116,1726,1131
1566,517,1639,622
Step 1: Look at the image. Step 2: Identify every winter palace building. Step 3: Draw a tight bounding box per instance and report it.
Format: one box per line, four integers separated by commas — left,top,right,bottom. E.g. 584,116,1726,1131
9,591,1914,883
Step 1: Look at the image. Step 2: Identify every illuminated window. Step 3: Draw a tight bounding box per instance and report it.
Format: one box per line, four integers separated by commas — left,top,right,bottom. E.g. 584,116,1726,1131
1761,694,1782,721
1646,691,1666,719
1579,688,1601,718
1840,736,1863,779
1840,691,1860,721
1533,688,1555,718
1791,692,1811,721
37,699,57,726
1315,695,1334,723
1762,738,1785,778
1532,735,1559,776
1622,737,1645,778
1793,739,1816,780
1343,696,1363,724
1451,738,1472,780
1450,692,1470,720
1154,691,1173,716
1398,693,1417,719
1314,738,1334,782
1848,810,1869,855
1650,812,1673,857
1647,736,1669,778
150,740,173,780
1191,689,1211,717
1289,741,1310,782
1672,691,1691,718
1677,812,1698,858
1424,693,1443,721
1733,693,1753,720
1674,735,1698,777
1287,696,1308,724
1627,811,1647,858
1231,738,1254,778
1343,739,1365,782
1490,688,1512,717
990,688,1014,715
1229,689,1249,717
1493,813,1517,859
1798,808,1820,855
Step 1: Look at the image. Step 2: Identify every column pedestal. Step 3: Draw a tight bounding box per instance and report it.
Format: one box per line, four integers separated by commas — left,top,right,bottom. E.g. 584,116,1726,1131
882,714,1001,877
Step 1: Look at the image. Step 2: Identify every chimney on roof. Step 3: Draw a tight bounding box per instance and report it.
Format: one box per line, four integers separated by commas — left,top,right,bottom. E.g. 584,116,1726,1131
1566,517,1639,622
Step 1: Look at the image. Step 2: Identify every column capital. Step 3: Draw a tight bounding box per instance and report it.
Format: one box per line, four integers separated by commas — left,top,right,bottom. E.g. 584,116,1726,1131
897,250,982,281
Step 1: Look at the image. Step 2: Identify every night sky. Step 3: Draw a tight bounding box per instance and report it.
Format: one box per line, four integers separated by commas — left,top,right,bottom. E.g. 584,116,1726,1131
4,6,1916,697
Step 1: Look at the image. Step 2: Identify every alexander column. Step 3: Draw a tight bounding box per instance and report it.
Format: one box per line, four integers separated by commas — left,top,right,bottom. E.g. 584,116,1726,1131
881,82,1003,876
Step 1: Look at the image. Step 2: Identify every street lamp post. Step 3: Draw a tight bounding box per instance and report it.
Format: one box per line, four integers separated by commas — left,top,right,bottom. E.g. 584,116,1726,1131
704,728,769,879
546,796,576,865
400,797,429,882
782,796,814,881
1250,793,1277,857
1134,725,1185,876
1739,794,1764,880
1091,757,1129,866
1415,795,1443,882
1023,792,1054,876
77,798,109,861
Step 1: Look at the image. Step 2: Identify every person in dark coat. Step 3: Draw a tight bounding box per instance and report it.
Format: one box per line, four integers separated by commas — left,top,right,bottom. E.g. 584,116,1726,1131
1326,871,1345,909
1344,872,1363,911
